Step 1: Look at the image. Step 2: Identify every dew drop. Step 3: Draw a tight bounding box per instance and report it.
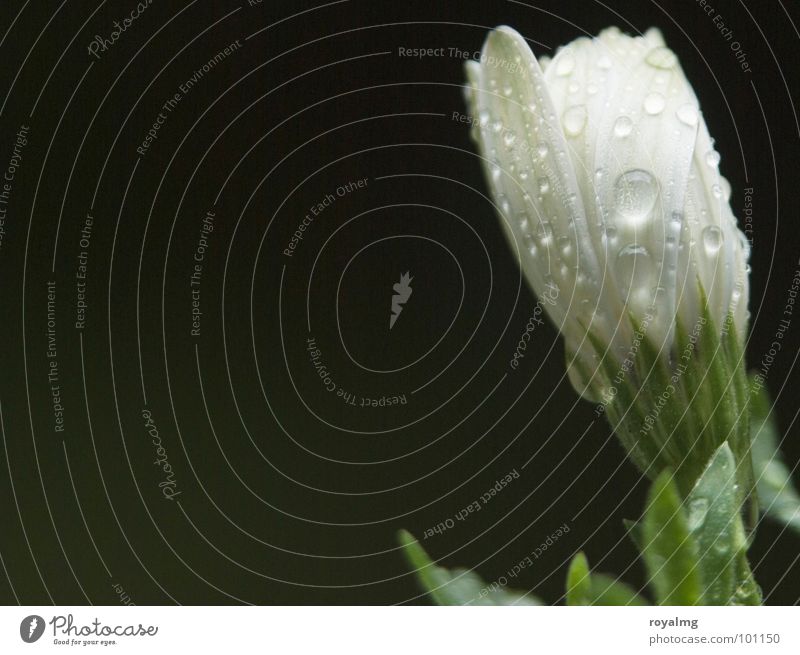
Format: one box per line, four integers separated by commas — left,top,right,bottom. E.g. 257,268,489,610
491,119,503,134
739,232,752,260
602,225,618,247
518,168,529,181
616,244,653,295
495,193,512,216
676,103,699,126
705,150,721,167
712,184,723,198
557,235,573,257
503,130,517,148
537,176,551,194
720,176,732,201
613,170,659,225
702,225,724,254
713,540,730,556
536,142,549,159
613,115,633,137
539,220,554,245
556,52,575,76
687,498,709,531
563,105,587,136
597,55,612,70
645,46,678,69
478,109,491,128
643,92,666,115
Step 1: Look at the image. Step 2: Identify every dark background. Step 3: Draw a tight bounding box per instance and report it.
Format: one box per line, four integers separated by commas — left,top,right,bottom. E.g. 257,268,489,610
0,0,798,605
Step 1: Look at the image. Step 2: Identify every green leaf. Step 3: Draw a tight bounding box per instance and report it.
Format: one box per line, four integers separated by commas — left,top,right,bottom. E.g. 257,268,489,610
566,552,648,606
641,470,703,605
397,530,541,606
623,518,646,555
589,573,649,606
750,377,800,535
730,552,762,606
566,552,592,606
686,442,744,605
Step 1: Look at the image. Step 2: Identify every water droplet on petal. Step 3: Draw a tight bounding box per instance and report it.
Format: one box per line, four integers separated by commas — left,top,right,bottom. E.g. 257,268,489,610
539,220,554,245
645,46,677,69
602,225,618,247
503,130,516,148
563,105,587,136
643,92,666,115
738,232,751,260
556,52,575,76
536,142,549,159
496,194,511,216
702,225,724,254
613,170,659,226
597,55,612,70
712,184,723,198
720,177,731,201
613,115,633,137
706,150,721,167
676,103,699,126
616,244,653,298
537,176,551,194
557,235,573,258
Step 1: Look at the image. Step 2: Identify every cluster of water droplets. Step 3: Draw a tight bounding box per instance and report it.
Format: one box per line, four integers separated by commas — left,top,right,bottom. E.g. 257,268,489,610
464,25,753,400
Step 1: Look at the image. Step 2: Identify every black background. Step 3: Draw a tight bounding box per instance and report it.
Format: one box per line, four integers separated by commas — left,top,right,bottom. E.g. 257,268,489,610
0,0,798,605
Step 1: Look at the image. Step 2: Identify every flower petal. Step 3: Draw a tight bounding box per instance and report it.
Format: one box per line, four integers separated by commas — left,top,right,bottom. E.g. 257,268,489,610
466,27,606,333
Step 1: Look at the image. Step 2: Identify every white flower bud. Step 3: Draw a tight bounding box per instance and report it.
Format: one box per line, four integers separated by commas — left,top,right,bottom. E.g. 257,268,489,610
464,26,750,403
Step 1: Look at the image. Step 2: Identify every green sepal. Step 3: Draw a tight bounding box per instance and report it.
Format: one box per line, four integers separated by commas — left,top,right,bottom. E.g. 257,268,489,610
566,552,649,606
623,517,645,552
589,573,650,606
749,376,800,535
686,442,746,605
641,470,703,605
594,284,753,501
397,530,541,606
565,552,592,605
